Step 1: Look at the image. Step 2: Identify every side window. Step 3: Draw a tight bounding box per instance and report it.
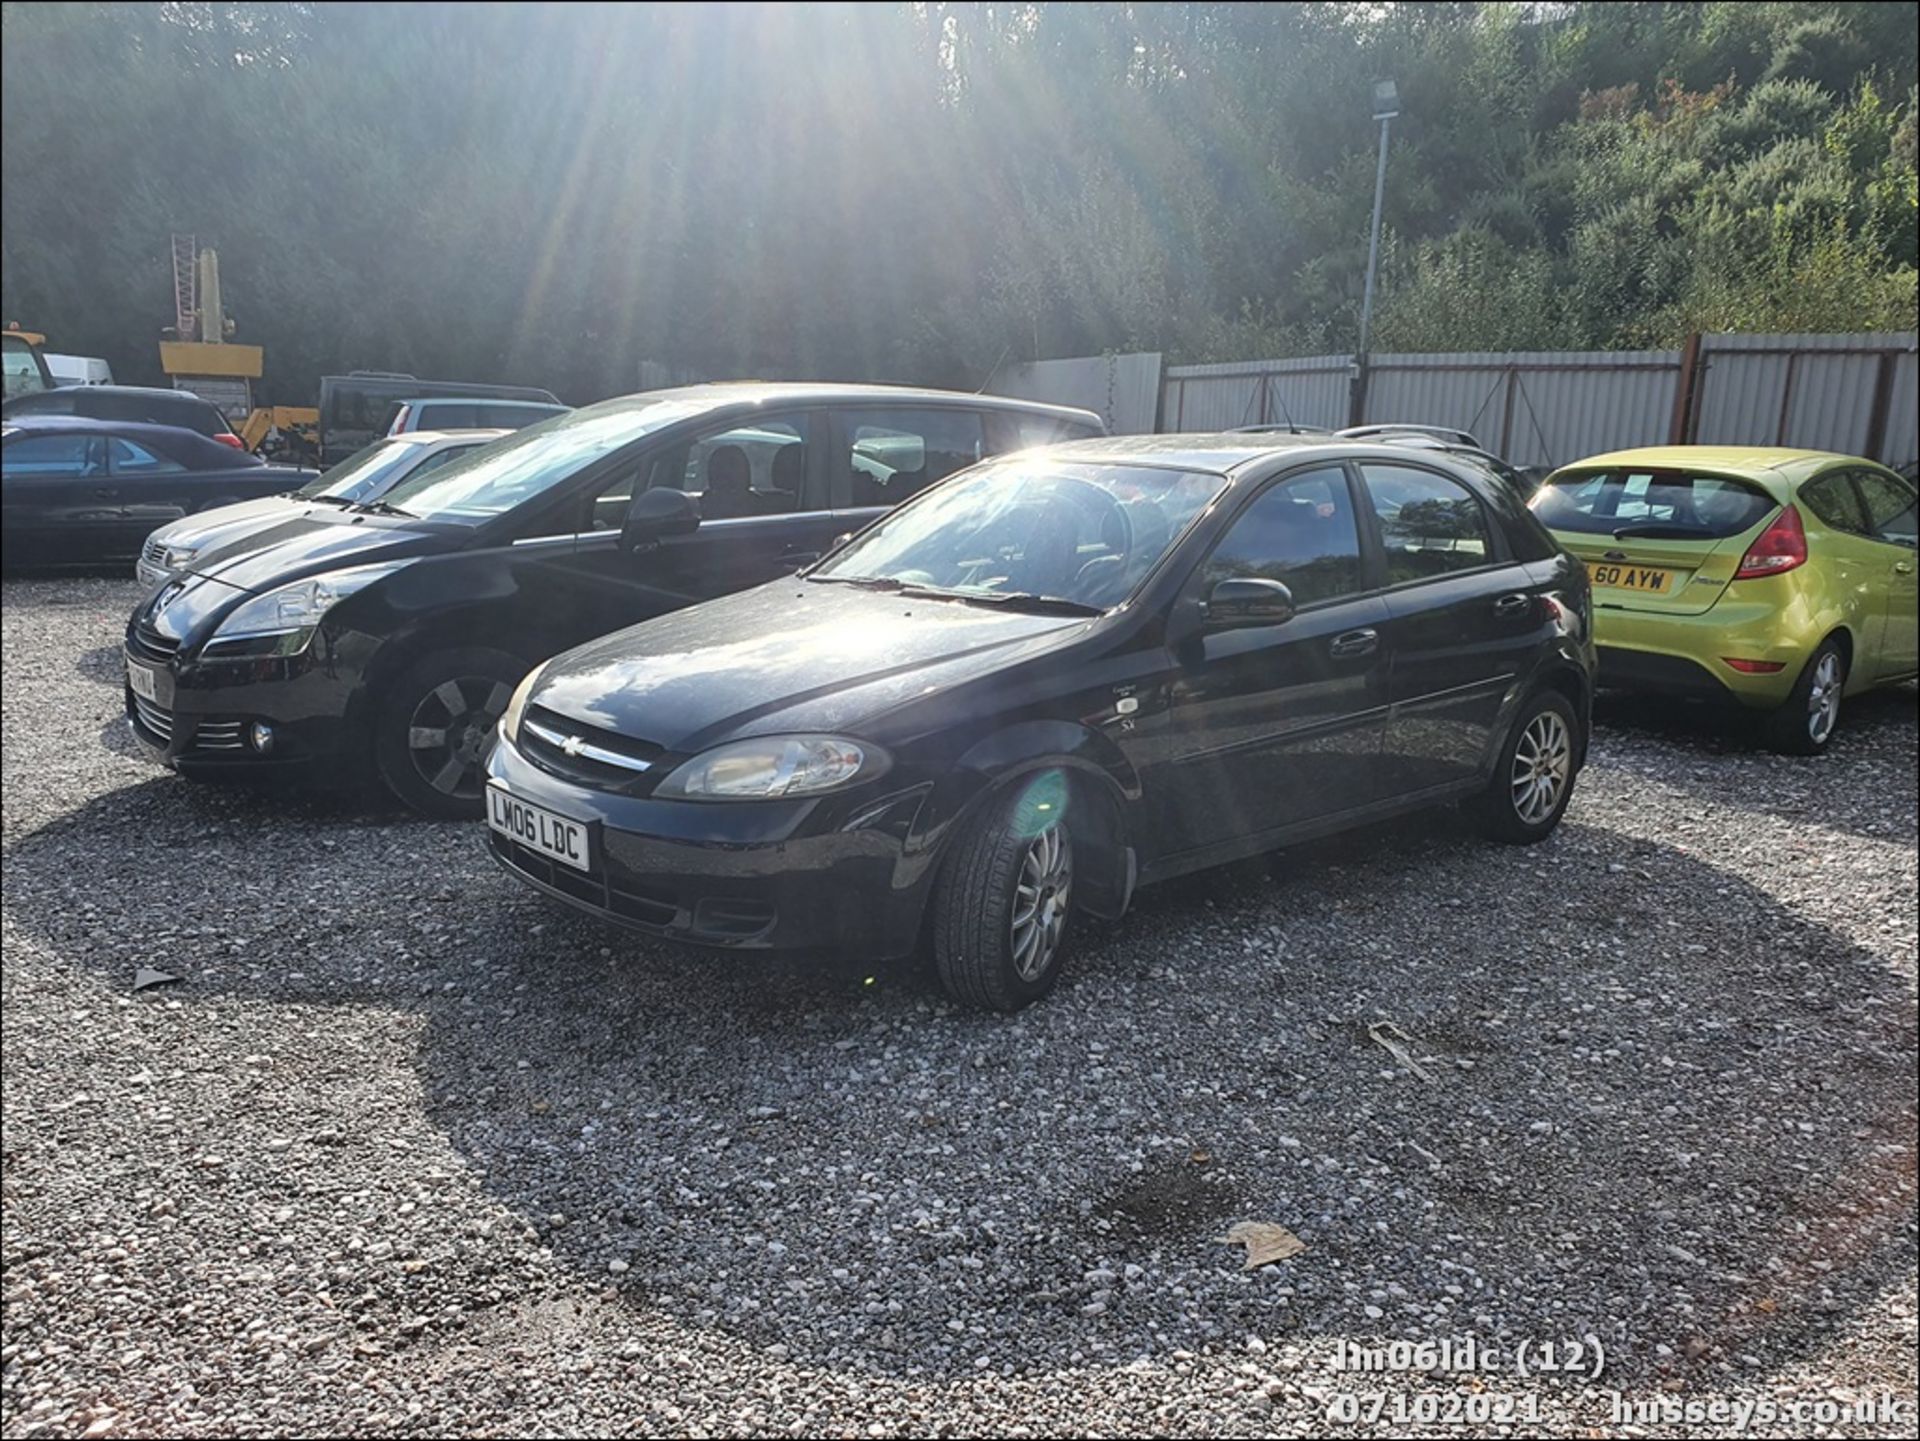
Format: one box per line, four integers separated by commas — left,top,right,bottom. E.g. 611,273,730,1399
3,435,104,476
839,407,985,507
1801,473,1869,535
107,438,186,476
1361,465,1494,584
643,414,815,520
1202,466,1364,606
1853,470,1918,547
403,447,471,482
421,403,479,430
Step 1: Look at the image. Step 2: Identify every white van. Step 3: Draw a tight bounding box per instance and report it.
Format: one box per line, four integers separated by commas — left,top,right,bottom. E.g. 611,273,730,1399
43,353,114,387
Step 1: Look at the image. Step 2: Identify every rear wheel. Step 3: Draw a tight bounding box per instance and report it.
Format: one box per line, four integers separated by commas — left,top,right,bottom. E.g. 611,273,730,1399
373,647,525,817
931,786,1075,1011
1475,689,1579,844
1763,638,1846,756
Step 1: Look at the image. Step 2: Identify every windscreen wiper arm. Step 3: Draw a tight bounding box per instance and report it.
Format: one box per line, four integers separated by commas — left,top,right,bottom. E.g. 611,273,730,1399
1610,522,1714,539
352,499,417,518
303,494,355,507
806,574,905,591
900,586,1103,615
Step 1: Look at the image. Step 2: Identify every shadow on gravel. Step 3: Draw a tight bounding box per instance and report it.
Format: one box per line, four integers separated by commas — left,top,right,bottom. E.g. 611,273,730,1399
1592,683,1918,843
7,778,1916,1388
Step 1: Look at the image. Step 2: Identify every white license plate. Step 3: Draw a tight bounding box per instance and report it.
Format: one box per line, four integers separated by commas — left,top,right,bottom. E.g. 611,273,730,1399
487,786,592,872
127,660,159,703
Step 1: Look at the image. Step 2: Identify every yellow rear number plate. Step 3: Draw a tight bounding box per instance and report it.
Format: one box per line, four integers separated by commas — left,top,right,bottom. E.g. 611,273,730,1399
1589,563,1671,594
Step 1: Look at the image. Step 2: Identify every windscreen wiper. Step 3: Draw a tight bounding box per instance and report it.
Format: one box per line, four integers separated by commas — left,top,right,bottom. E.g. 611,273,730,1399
1611,522,1715,539
900,586,1103,616
806,574,905,591
352,499,417,518
302,494,355,507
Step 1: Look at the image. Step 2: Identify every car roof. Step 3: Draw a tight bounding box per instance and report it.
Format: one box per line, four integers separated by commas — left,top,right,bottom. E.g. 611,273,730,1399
1027,430,1505,476
390,428,512,445
0,412,230,448
627,381,1102,427
47,383,212,404
1553,445,1871,482
399,396,567,408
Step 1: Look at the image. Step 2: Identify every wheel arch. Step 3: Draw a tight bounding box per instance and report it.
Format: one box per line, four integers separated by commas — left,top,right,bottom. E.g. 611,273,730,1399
910,720,1140,923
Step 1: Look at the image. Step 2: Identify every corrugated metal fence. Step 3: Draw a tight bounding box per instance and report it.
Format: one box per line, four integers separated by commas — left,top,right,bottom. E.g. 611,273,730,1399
988,352,1163,434
1033,333,1917,468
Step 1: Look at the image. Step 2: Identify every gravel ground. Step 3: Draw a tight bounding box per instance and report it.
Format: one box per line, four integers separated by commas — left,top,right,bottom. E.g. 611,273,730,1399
3,574,1916,1439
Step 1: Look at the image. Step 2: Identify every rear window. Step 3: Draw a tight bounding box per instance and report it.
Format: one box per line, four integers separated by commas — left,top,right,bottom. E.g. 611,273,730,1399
1531,469,1777,540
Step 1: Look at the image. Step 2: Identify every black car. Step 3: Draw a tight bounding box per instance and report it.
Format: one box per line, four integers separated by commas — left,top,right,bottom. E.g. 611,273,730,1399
3,383,245,445
122,384,1103,814
2,415,317,568
483,433,1596,1010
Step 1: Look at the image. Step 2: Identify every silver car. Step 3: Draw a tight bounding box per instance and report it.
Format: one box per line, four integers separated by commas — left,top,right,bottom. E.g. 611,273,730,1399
135,429,508,585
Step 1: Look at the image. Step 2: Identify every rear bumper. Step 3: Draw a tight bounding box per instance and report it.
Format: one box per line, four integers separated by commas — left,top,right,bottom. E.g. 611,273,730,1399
483,734,933,958
1590,591,1813,708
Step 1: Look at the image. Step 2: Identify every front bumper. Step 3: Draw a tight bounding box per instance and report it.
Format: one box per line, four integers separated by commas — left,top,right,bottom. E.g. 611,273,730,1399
122,626,367,773
1590,589,1812,708
484,732,932,957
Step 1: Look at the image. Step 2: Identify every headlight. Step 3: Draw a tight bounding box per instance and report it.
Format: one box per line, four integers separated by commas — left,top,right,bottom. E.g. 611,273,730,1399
653,735,886,801
161,544,198,571
498,661,549,746
203,560,407,660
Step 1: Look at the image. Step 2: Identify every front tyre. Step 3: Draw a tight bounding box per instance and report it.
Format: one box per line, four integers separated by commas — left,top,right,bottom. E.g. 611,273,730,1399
1475,689,1579,844
1762,638,1846,756
932,786,1075,1011
374,647,526,818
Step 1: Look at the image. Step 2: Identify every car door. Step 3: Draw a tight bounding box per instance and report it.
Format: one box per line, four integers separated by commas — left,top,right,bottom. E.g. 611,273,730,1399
1158,463,1391,856
516,410,845,652
1360,461,1541,793
106,434,195,554
0,432,113,563
1848,467,1919,679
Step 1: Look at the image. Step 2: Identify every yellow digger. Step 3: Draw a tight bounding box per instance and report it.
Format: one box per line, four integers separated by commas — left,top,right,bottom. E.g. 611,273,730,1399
160,236,321,462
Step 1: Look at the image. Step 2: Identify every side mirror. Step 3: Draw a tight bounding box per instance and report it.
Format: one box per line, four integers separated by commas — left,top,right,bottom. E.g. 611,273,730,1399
1205,576,1296,628
620,487,700,551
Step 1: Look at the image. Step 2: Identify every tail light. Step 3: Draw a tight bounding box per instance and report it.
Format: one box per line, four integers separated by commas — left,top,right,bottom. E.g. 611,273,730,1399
214,432,245,449
1722,658,1787,674
1734,505,1807,580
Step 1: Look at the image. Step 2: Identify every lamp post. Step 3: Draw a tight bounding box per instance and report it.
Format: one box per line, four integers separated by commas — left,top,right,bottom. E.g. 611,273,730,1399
1357,78,1399,360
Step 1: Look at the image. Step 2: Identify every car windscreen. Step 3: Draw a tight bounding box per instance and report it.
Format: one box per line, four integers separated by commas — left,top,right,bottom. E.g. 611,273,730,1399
1531,469,1778,540
808,460,1229,610
295,440,436,503
375,399,711,523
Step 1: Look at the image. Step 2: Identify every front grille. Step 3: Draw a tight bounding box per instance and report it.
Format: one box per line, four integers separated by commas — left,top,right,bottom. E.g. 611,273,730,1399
129,697,247,754
518,705,666,793
193,719,246,752
131,694,173,743
491,832,678,927
141,538,168,568
128,624,180,666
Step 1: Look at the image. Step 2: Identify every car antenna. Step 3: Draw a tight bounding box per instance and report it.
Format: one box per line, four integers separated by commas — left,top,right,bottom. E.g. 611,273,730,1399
976,341,1014,395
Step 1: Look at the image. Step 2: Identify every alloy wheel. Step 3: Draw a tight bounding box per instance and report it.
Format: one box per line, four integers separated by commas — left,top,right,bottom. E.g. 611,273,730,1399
1510,710,1572,826
407,676,512,800
1010,824,1072,983
1806,652,1842,744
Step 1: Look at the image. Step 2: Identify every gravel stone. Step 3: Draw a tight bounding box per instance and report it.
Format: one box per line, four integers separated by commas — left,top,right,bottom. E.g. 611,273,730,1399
3,575,1916,1436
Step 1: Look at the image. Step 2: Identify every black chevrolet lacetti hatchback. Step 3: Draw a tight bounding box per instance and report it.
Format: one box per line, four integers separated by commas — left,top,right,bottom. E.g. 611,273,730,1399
484,433,1597,1010
122,384,1102,813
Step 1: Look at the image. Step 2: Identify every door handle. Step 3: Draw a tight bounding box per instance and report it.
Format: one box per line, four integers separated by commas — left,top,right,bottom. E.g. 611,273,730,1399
92,486,115,499
1328,628,1378,659
1897,561,1915,575
1493,592,1533,618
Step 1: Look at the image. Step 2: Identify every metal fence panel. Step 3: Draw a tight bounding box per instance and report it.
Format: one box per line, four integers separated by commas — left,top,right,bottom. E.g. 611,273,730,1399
1694,332,1917,460
1017,333,1916,467
1885,351,1918,470
989,352,1163,434
1161,355,1350,432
